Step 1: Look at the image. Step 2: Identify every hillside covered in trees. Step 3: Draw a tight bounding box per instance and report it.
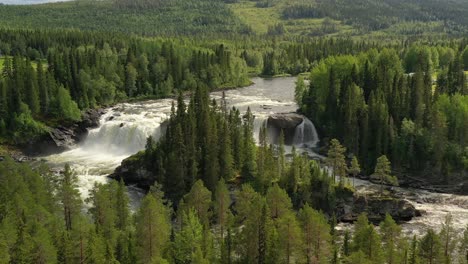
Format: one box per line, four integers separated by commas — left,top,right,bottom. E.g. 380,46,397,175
1,88,467,263
0,0,468,37
0,0,467,263
298,42,468,187
0,29,249,144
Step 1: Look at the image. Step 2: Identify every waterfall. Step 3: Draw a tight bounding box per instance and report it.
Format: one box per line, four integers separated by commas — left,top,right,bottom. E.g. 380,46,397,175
253,115,268,144
292,117,319,147
252,114,319,148
80,102,171,156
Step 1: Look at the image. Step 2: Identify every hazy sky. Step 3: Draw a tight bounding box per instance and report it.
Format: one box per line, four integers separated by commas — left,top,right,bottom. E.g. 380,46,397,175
0,0,74,4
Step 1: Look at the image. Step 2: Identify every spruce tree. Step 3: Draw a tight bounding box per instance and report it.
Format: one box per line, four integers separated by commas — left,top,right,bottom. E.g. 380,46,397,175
59,164,82,231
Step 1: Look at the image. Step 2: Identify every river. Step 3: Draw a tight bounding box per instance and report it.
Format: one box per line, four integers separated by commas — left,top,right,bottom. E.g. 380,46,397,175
43,77,467,236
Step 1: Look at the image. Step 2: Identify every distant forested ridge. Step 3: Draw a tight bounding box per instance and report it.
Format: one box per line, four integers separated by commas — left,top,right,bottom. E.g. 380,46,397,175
0,0,250,36
0,0,468,37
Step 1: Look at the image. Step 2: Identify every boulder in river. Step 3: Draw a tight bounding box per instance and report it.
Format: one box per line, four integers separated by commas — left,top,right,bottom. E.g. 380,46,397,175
266,113,305,145
339,195,421,224
267,113,304,130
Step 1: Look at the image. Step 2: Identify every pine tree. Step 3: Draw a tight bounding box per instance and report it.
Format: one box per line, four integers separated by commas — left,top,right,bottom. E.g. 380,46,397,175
459,225,468,264
116,179,130,231
409,235,419,264
36,61,49,114
352,213,383,263
241,107,257,181
419,229,442,264
179,180,212,228
266,184,293,219
30,223,58,264
342,230,351,259
299,204,331,264
135,194,171,263
277,211,303,264
439,213,456,264
235,184,265,263
380,214,402,264
0,233,9,264
326,139,347,184
87,183,118,251
277,129,286,179
219,121,234,181
349,156,361,187
173,209,205,264
295,75,306,105
214,178,231,247
373,155,398,196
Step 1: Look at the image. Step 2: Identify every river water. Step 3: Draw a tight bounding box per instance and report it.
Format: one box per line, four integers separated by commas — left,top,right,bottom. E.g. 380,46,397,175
44,77,467,236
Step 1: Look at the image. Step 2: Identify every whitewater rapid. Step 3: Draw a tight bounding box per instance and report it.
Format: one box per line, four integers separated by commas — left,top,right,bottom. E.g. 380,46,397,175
43,77,467,237
45,77,318,202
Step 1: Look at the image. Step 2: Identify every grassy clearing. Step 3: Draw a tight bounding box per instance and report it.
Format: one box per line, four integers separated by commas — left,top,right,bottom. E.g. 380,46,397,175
229,1,281,34
229,0,353,36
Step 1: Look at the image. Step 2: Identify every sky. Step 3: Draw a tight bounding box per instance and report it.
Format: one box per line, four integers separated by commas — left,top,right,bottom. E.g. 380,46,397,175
0,0,74,4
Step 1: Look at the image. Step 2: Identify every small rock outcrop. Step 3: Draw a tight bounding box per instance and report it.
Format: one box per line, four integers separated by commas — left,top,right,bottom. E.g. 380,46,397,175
22,108,105,156
267,113,304,144
339,195,421,224
267,113,304,129
109,152,154,189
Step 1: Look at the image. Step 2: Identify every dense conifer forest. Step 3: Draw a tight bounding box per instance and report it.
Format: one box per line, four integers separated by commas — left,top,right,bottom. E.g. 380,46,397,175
0,0,467,263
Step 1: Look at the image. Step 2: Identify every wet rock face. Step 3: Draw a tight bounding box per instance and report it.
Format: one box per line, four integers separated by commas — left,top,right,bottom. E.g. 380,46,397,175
267,113,304,145
339,195,421,224
22,108,105,156
267,113,304,130
460,181,468,195
110,154,154,190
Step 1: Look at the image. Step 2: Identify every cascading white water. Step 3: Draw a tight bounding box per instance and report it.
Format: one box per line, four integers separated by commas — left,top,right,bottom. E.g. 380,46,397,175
41,76,467,235
292,117,319,148
253,115,268,144
45,99,173,203
81,104,168,155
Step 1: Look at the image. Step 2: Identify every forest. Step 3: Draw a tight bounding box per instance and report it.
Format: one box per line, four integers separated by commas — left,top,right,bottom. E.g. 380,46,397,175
1,0,468,37
0,29,249,144
0,87,467,263
298,43,468,185
0,0,467,263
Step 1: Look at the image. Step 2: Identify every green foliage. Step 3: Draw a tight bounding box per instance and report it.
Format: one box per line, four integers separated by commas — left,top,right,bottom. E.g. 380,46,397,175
135,193,171,263
0,28,250,145
173,209,206,264
326,139,348,184
373,155,398,195
301,45,467,185
0,0,249,36
419,229,442,264
351,213,384,263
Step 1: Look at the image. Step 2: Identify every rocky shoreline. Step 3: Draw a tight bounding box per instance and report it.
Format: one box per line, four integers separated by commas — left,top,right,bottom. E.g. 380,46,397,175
21,108,105,156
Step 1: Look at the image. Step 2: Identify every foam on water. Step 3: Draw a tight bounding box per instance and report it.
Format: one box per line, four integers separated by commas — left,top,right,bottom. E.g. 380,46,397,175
45,99,173,205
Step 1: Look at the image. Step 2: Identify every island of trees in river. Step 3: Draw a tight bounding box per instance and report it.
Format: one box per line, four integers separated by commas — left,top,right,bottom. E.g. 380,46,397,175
0,0,467,263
